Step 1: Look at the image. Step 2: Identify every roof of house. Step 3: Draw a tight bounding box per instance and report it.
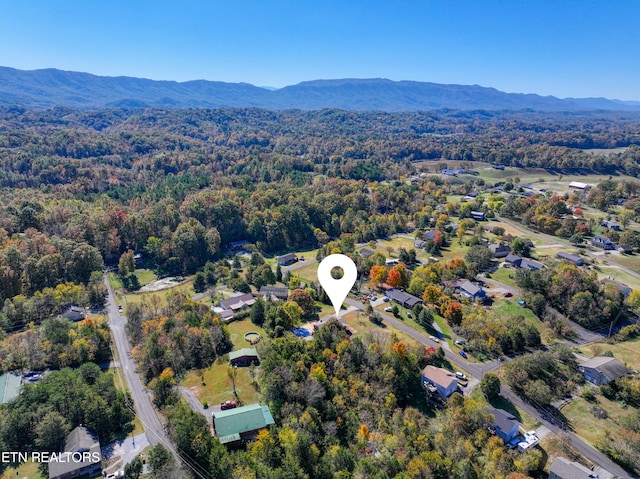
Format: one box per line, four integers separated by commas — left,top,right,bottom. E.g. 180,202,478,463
424,230,438,241
580,356,631,382
471,210,485,217
505,254,522,263
556,251,583,262
359,247,376,257
61,305,85,321
569,181,590,189
259,286,289,298
48,426,101,478
385,289,422,306
214,404,275,444
421,366,457,390
277,252,297,261
520,259,543,270
549,457,597,479
488,407,519,434
593,234,614,243
219,293,256,311
229,348,258,362
458,280,483,296
489,243,511,253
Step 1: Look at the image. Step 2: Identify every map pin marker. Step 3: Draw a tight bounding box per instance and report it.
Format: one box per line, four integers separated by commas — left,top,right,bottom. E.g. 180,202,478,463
317,254,357,320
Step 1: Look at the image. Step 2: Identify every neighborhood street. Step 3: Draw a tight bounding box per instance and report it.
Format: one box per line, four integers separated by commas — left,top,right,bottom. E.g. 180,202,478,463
104,277,176,457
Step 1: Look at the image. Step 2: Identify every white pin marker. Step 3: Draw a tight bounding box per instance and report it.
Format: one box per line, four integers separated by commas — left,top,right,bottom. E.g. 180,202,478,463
317,254,357,320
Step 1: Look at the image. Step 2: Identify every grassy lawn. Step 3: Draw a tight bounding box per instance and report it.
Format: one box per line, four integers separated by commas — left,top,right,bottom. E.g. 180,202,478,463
135,269,158,286
182,358,260,407
109,365,145,436
490,266,520,289
2,459,45,479
121,281,194,309
225,319,267,349
295,263,320,283
470,388,540,431
597,265,640,291
376,236,417,255
438,240,470,263
341,309,421,348
562,394,634,447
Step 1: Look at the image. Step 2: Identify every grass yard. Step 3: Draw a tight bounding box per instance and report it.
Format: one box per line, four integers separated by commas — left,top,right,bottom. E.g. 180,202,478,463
562,394,634,447
225,319,267,349
181,357,261,408
597,265,640,291
490,266,520,289
2,459,45,479
341,309,421,348
120,281,194,310
294,262,320,283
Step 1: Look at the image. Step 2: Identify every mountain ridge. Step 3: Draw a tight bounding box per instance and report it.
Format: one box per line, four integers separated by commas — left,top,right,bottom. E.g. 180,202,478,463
1,66,638,112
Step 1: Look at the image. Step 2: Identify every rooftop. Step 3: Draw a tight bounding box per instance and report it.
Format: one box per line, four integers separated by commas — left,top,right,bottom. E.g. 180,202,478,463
549,457,601,479
421,365,457,389
48,426,101,478
488,406,519,434
229,348,258,361
580,356,631,382
213,404,275,444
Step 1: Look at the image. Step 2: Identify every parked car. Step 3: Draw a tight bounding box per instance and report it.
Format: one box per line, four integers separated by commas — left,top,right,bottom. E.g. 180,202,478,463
455,339,465,345
383,297,390,302
384,307,393,312
118,304,123,312
459,351,468,359
220,400,237,410
429,335,439,343
370,296,378,302
406,312,412,318
504,291,513,297
455,372,468,381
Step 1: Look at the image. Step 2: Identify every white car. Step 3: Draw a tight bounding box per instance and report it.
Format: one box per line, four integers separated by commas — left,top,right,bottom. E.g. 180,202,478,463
384,307,393,312
455,372,468,381
429,335,439,343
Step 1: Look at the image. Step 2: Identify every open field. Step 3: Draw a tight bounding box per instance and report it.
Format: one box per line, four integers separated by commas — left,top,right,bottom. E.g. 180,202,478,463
580,147,630,155
562,394,634,447
181,357,260,408
341,309,421,348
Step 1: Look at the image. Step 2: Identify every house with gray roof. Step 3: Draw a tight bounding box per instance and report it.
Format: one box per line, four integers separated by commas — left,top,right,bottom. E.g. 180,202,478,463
219,293,255,312
48,426,101,479
385,289,422,309
276,253,298,266
421,366,458,399
259,285,289,300
488,407,520,443
601,278,632,296
456,280,486,301
591,234,616,250
556,251,584,266
359,247,376,258
61,305,85,322
489,243,511,258
579,356,631,385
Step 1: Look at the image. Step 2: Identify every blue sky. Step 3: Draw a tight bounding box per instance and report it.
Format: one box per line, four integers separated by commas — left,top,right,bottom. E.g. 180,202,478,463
1,1,639,100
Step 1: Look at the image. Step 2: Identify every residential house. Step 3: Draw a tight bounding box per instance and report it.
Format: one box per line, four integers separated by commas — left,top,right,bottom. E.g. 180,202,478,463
276,253,298,266
579,356,631,385
454,168,465,175
549,457,612,479
442,168,456,176
420,366,458,398
216,309,235,322
259,286,289,301
488,407,520,443
471,211,485,221
413,239,427,249
520,259,543,271
359,247,376,258
229,348,259,367
556,251,584,266
61,305,85,322
600,278,632,296
385,289,422,308
521,183,533,190
618,244,633,254
568,181,591,191
492,164,505,170
591,235,616,250
213,403,275,446
48,426,102,479
424,230,439,241
504,254,522,267
219,293,256,312
489,243,511,258
601,219,621,231
457,280,486,301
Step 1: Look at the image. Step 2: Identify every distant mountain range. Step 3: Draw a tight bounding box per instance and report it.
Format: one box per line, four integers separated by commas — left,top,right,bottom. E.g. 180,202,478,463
1,66,639,112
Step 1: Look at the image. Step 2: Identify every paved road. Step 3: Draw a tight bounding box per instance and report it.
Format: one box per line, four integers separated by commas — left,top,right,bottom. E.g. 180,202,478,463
104,277,173,450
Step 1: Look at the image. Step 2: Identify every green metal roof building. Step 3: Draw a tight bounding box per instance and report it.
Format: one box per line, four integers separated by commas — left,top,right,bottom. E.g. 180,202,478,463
228,348,259,366
213,403,274,445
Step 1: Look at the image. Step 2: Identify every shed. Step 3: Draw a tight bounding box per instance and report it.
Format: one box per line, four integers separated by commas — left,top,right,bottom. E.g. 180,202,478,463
213,404,275,445
229,348,259,367
556,251,584,266
276,253,298,266
579,356,631,385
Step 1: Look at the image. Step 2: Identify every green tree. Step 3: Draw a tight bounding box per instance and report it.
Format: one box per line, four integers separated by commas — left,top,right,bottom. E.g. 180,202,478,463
480,373,501,400
124,455,143,479
193,272,206,293
34,411,71,452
